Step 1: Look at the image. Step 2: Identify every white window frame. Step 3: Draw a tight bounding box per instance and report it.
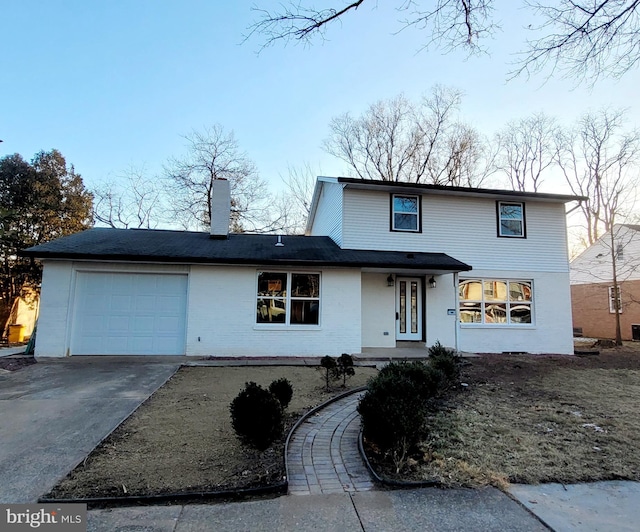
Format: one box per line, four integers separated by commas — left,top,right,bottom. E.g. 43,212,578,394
497,201,525,238
256,271,321,326
391,194,420,232
609,285,622,314
459,278,534,326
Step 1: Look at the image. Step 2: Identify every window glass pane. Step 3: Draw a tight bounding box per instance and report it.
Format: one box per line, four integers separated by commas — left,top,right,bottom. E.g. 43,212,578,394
500,203,522,220
485,303,507,323
460,302,482,323
509,281,532,301
411,281,418,334
291,300,319,325
501,220,523,236
510,304,531,323
484,280,507,301
394,213,418,231
291,274,320,297
394,196,418,213
257,298,286,323
459,280,482,300
257,272,287,296
399,281,406,333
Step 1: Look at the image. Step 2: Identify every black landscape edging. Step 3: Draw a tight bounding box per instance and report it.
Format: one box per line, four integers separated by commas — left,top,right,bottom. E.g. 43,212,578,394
284,386,367,478
38,481,287,508
358,429,441,489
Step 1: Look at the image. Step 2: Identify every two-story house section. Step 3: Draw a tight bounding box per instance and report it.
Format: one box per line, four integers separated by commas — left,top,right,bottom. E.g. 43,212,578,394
307,177,583,355
570,224,640,341
23,177,582,358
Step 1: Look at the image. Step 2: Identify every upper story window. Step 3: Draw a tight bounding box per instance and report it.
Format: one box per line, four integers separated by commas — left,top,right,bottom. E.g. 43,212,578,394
256,271,320,325
391,194,420,232
497,202,526,238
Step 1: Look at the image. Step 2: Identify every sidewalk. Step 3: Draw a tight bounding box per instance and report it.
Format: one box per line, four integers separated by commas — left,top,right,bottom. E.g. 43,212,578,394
88,488,548,531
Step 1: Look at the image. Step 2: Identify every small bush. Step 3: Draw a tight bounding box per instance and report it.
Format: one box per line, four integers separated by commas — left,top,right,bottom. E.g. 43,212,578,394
230,382,283,450
358,362,436,472
428,341,461,385
269,378,293,409
335,353,355,387
320,355,337,391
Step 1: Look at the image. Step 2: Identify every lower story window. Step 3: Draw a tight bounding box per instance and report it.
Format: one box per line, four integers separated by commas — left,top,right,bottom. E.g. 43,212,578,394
459,278,533,325
257,271,320,325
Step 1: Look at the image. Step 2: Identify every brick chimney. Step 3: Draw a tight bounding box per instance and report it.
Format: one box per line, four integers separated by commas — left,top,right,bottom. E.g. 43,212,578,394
210,178,231,238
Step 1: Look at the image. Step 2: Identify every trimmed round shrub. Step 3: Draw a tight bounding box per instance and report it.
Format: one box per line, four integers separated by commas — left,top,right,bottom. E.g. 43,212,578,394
377,360,443,401
230,382,283,450
269,378,293,409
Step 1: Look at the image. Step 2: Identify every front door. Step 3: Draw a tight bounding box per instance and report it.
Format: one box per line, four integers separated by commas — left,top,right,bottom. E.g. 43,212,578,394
396,277,423,341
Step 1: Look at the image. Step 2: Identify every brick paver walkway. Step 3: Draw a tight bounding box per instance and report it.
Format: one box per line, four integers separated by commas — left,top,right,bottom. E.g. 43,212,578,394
286,391,375,495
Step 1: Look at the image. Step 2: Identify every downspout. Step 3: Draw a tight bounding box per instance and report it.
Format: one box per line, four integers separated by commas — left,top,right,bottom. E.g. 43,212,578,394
453,272,460,351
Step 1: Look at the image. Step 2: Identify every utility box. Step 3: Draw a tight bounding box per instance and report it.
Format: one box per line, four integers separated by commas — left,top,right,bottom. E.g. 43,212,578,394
632,324,640,341
8,324,25,343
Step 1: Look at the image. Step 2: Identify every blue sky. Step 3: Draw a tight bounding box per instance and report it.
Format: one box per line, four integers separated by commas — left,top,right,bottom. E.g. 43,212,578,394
2,1,639,198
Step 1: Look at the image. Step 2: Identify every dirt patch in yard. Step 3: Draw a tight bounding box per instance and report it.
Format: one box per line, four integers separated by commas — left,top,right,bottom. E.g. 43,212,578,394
0,355,35,372
367,346,640,488
46,365,377,500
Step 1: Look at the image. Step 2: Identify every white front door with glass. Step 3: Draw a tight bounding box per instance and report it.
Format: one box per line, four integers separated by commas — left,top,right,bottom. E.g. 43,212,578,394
396,277,423,341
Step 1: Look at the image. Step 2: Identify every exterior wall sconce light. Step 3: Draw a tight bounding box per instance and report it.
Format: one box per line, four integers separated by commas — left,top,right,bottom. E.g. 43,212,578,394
387,274,395,287
428,276,436,288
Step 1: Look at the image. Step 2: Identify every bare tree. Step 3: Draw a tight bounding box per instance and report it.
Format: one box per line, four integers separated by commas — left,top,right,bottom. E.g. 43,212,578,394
164,125,283,233
281,163,320,233
556,109,640,245
324,88,488,185
516,1,640,84
93,166,163,229
247,1,495,54
496,112,557,192
247,1,640,83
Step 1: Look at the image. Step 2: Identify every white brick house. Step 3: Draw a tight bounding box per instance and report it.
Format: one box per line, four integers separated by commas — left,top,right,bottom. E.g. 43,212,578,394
23,177,581,357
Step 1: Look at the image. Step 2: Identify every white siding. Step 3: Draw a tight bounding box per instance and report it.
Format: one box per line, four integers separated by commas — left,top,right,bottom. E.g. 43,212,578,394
308,181,344,246
36,261,74,357
424,274,457,349
341,189,570,272
571,225,640,284
186,266,361,357
458,269,574,355
361,273,396,348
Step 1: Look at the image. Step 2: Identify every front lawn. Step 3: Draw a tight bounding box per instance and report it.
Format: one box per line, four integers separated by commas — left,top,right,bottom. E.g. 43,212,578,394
45,365,377,500
369,346,640,488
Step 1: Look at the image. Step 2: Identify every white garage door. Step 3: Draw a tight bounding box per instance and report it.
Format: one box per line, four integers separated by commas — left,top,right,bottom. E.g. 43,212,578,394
71,272,188,355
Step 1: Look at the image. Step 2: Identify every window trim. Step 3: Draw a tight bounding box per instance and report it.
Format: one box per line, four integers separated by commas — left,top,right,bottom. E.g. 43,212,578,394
459,278,534,327
256,271,321,327
390,194,422,233
608,285,622,314
496,201,526,238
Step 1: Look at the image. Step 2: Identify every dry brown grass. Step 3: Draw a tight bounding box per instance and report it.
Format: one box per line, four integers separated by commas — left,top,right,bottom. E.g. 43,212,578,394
395,346,640,489
46,365,377,499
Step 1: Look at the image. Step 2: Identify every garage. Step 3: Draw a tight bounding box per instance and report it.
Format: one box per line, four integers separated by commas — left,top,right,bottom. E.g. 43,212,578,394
70,271,188,355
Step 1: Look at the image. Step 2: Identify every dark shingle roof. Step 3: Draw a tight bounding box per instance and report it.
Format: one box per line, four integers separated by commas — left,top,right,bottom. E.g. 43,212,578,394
20,228,471,272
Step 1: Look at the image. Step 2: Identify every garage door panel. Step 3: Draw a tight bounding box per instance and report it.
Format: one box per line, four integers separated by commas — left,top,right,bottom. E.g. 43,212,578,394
72,272,187,355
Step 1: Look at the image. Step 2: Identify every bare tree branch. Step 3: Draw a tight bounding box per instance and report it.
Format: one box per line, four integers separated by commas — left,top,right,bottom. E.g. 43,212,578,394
513,0,640,85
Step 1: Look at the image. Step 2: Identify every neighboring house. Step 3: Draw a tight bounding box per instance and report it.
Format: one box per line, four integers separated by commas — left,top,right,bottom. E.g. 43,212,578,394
22,177,581,358
570,224,640,341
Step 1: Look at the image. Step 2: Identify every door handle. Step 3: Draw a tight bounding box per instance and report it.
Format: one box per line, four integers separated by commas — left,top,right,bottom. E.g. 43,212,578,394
396,312,399,320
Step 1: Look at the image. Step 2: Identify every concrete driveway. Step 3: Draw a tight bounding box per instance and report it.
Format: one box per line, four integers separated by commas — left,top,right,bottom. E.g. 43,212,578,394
0,357,180,503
